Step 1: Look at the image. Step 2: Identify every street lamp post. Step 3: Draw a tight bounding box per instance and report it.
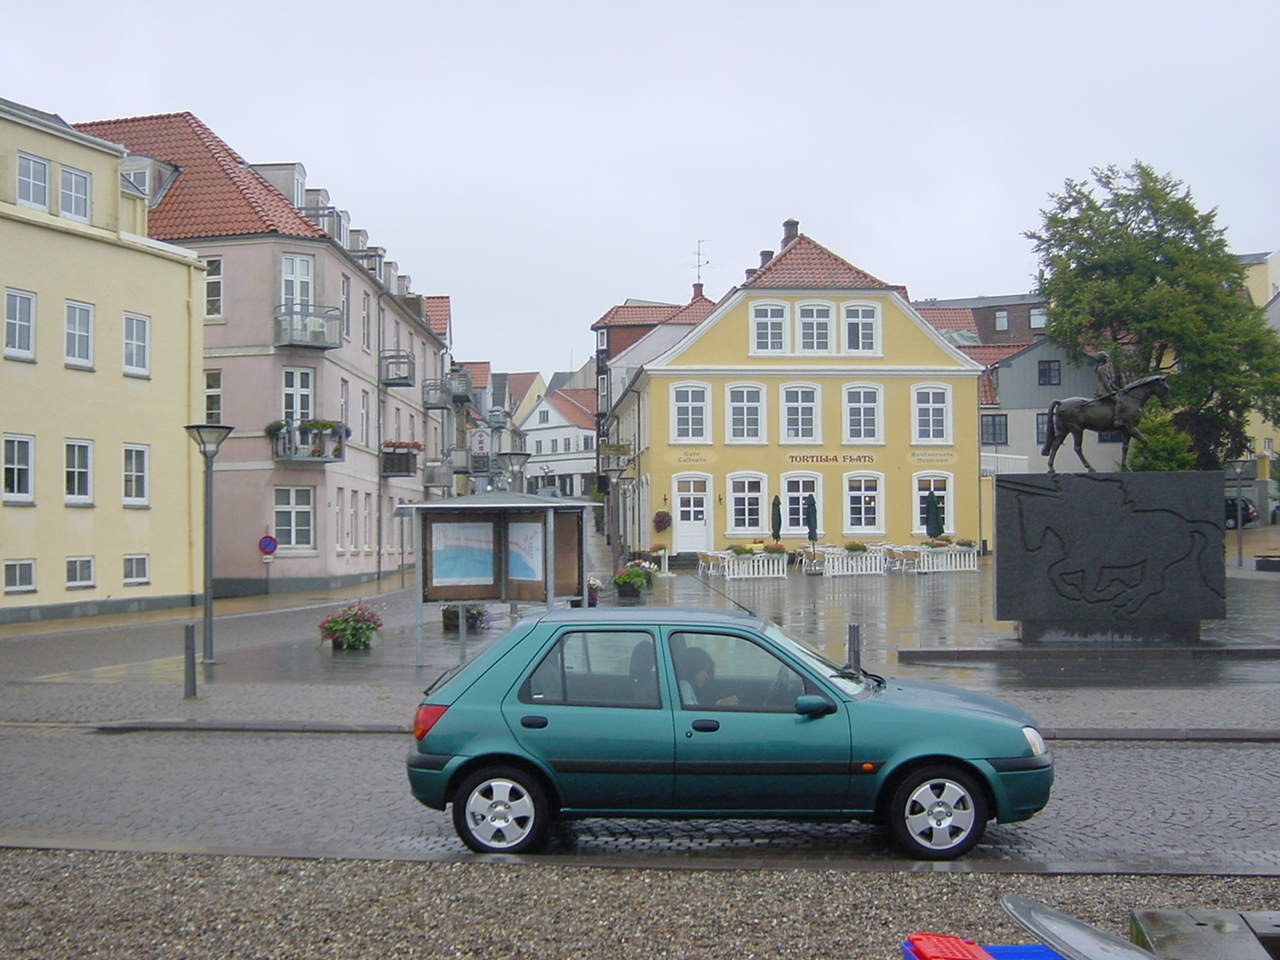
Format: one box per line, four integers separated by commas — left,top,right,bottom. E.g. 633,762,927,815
497,449,532,493
185,423,234,663
1227,458,1249,569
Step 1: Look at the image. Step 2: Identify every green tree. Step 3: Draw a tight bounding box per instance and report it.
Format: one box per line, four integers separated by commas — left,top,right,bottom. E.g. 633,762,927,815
1124,406,1197,472
1027,162,1280,468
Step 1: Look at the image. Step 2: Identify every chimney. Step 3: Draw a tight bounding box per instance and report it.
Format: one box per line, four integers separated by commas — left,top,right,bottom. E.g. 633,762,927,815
745,268,758,280
760,250,774,267
692,282,704,300
782,219,799,248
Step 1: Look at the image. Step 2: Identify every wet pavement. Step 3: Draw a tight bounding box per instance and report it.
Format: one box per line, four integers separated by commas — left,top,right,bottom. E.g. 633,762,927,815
0,525,1277,873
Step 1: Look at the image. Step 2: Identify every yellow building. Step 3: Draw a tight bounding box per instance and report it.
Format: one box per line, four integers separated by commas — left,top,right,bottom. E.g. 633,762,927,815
1,98,203,623
605,221,983,556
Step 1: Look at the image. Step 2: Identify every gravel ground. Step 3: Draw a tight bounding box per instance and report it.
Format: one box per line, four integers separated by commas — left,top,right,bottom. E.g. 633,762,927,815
2,849,1277,959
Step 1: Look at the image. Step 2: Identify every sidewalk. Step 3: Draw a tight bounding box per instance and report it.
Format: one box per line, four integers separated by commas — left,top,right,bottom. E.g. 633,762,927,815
1,526,1277,739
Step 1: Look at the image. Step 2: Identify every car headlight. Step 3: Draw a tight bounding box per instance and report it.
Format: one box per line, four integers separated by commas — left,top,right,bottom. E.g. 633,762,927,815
1022,726,1047,756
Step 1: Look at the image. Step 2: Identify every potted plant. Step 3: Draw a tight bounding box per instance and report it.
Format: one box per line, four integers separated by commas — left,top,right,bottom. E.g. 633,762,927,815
264,420,287,439
955,538,976,549
319,602,382,650
587,575,601,607
624,559,658,588
649,542,667,555
441,603,493,632
844,540,869,553
613,567,649,598
727,544,751,556
762,542,787,555
923,539,949,549
652,510,672,533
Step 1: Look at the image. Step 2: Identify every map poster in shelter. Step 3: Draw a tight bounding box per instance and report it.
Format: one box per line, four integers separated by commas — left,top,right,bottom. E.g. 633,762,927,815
430,522,495,586
508,522,544,581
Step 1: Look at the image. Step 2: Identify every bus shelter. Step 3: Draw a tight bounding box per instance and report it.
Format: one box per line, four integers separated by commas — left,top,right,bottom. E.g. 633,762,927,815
395,492,593,663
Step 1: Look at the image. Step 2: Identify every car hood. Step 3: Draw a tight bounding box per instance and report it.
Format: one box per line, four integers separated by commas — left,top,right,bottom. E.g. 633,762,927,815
873,676,1039,729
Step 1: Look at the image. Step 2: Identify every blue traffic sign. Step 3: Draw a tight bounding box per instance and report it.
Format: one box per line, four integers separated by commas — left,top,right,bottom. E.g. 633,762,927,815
258,536,279,555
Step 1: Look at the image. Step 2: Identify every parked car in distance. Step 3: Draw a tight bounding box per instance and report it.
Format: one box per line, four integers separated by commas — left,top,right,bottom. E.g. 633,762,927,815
407,608,1053,860
1225,496,1258,529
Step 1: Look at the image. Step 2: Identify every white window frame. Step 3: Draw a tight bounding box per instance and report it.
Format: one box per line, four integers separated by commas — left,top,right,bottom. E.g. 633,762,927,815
843,471,884,537
843,383,883,445
724,382,766,444
780,382,821,444
1029,307,1047,329
912,472,952,538
3,434,34,503
363,492,373,552
340,274,351,339
361,292,371,349
64,439,92,504
65,556,94,589
842,301,881,355
123,312,149,376
360,391,370,446
204,258,223,319
781,472,822,538
65,300,93,367
16,153,48,210
911,382,952,445
123,444,149,506
59,165,90,222
349,490,359,551
994,309,1009,332
796,302,833,353
726,471,767,535
281,254,313,313
123,554,149,585
282,367,314,422
749,302,787,355
204,370,222,423
670,381,710,443
335,486,345,553
4,559,35,594
274,486,315,550
5,288,35,360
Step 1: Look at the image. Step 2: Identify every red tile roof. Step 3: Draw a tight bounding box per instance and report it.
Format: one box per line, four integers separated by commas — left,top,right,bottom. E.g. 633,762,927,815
421,296,451,340
74,112,326,242
591,303,680,330
504,372,541,407
743,234,891,289
916,306,978,334
459,361,490,388
667,292,717,324
547,389,597,431
958,343,1031,405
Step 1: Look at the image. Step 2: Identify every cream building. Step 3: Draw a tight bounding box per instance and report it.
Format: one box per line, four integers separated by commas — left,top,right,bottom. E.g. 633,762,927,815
604,221,984,557
1,97,204,623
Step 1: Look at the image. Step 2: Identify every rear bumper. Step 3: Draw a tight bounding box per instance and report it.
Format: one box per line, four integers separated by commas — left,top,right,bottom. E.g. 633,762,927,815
406,750,459,810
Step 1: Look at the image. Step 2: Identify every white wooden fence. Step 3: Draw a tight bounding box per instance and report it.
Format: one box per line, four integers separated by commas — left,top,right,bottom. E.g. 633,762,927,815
915,546,979,573
822,547,887,577
722,553,788,580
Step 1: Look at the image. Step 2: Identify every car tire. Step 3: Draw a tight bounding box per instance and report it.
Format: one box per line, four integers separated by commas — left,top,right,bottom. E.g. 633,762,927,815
452,766,549,854
1225,516,1237,530
888,765,988,860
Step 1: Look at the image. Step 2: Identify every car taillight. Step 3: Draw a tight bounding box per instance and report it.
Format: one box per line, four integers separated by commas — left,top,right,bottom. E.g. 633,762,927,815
413,704,448,741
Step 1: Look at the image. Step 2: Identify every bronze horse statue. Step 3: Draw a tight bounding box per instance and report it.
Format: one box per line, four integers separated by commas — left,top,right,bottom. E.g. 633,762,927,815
1041,374,1171,473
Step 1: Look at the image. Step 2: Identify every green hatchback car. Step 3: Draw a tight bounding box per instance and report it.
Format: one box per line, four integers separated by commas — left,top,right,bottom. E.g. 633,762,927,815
406,607,1053,860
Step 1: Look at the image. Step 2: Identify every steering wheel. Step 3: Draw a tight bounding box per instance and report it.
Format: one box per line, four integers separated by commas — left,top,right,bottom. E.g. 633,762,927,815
763,665,801,709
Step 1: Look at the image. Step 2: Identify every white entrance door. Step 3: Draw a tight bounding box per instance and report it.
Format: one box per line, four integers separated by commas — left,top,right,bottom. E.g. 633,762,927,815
674,476,712,553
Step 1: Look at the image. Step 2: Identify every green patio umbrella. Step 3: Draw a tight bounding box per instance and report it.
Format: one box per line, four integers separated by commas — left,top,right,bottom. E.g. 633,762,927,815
803,494,818,544
770,495,783,543
924,491,945,539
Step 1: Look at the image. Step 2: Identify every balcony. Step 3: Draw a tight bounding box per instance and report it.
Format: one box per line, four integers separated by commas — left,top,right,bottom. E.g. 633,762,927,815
269,420,348,463
381,449,420,477
448,372,473,402
449,447,473,474
422,380,452,409
380,350,415,387
423,461,454,487
273,304,343,349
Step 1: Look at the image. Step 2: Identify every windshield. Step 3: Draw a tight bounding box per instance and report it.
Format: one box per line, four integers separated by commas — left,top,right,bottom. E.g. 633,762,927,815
761,620,873,698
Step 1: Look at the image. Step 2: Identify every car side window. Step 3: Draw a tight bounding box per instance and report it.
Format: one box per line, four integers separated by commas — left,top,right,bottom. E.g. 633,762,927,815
520,630,660,709
670,632,814,712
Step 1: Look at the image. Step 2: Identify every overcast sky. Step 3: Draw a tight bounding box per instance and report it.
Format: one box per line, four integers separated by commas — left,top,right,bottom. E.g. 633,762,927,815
7,0,1280,378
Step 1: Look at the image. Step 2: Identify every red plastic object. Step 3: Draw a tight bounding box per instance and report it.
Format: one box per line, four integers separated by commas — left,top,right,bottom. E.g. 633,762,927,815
907,933,997,960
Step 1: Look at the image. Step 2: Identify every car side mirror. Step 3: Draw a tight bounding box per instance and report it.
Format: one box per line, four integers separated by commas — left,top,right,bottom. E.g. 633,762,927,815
795,695,836,717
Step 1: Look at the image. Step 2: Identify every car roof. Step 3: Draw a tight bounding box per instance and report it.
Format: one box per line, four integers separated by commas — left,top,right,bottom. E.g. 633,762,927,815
527,606,763,628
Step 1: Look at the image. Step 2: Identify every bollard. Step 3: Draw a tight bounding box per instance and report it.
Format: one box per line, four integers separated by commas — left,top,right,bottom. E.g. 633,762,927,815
184,623,197,699
847,623,861,673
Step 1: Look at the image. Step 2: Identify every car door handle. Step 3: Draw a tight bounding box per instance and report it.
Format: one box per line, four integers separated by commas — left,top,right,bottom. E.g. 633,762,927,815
690,719,720,733
521,716,548,728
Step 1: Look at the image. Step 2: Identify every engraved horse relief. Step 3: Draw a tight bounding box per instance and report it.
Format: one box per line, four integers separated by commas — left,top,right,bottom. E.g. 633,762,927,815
1012,478,1222,618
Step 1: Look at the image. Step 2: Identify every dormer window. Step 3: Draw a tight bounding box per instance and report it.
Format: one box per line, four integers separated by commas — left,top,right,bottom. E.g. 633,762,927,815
844,303,879,353
798,304,831,352
752,304,785,352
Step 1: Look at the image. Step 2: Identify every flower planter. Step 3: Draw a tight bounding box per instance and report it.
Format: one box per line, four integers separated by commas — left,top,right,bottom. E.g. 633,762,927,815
615,582,642,598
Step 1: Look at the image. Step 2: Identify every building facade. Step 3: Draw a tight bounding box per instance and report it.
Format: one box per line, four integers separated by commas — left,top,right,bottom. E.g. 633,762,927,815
2,98,204,622
75,112,449,596
604,222,984,557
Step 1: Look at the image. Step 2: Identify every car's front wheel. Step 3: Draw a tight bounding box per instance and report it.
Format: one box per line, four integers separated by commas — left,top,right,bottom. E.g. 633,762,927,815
452,766,549,854
888,765,988,859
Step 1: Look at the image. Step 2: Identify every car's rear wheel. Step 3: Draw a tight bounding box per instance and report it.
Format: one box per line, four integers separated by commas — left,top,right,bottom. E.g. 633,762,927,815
452,766,549,854
888,765,988,860
1226,515,1238,530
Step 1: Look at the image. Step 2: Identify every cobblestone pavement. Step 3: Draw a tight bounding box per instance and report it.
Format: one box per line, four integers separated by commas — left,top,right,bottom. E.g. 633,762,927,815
2,726,1278,874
